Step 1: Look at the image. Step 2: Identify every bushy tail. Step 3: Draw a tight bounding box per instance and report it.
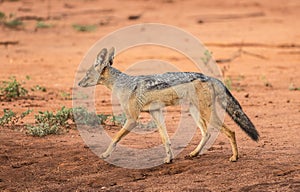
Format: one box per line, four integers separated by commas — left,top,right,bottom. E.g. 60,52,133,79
213,79,259,141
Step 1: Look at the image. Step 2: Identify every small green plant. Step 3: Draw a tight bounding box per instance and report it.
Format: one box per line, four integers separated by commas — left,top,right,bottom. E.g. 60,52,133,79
0,76,28,99
201,50,212,65
110,113,126,126
73,91,89,100
0,12,23,29
224,77,232,90
72,107,106,126
54,106,73,127
97,113,110,125
27,106,73,137
36,21,53,29
27,123,60,137
289,83,300,91
20,109,33,118
31,85,47,92
0,12,5,20
60,91,71,100
0,109,16,126
137,120,156,129
0,109,32,126
72,24,97,32
4,18,23,28
260,75,272,87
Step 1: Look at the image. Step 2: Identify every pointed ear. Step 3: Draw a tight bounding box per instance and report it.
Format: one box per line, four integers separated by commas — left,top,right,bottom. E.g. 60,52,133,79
94,48,108,67
107,47,115,65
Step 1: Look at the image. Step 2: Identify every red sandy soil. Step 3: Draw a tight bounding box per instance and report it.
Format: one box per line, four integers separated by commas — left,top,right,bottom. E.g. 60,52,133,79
0,0,299,191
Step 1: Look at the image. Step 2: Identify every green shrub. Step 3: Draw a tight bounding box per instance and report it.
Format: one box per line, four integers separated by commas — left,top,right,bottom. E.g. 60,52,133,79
26,123,60,137
0,109,32,126
0,12,23,29
0,77,28,99
72,107,109,126
110,113,126,126
72,24,97,32
4,18,23,28
36,21,53,29
0,109,16,126
97,113,110,125
27,106,73,137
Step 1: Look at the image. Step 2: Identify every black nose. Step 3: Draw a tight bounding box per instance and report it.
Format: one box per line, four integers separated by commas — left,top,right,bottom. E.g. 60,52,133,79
78,81,84,87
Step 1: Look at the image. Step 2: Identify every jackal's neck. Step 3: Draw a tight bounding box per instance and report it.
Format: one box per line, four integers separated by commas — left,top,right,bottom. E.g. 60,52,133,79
101,66,126,90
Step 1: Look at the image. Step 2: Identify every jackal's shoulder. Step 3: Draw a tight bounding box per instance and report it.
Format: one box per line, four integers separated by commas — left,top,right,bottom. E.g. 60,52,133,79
136,72,210,91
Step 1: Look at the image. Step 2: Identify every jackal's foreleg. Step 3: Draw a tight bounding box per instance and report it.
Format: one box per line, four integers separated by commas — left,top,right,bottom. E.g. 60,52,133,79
101,119,137,159
150,110,173,164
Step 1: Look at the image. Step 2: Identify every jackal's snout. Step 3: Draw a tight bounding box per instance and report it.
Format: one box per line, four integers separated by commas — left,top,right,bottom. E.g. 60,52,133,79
78,79,86,87
78,76,90,87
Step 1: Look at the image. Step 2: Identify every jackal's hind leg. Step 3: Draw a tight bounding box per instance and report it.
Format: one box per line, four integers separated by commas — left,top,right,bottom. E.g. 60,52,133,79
221,125,238,162
101,119,137,159
188,105,210,157
150,110,173,164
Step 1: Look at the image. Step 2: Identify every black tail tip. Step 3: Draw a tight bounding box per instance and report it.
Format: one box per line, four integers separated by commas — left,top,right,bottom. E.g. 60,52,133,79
250,132,260,142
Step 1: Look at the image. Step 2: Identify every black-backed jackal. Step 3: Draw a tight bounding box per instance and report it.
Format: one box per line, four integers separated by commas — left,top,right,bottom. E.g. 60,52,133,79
78,47,259,163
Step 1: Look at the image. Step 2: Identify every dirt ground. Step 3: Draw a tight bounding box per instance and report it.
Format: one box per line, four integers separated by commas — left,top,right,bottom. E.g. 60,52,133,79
0,0,300,191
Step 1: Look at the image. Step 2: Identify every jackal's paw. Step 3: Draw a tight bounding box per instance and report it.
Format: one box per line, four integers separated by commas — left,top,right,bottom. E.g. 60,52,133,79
164,157,173,164
100,152,110,159
229,155,238,162
189,151,199,158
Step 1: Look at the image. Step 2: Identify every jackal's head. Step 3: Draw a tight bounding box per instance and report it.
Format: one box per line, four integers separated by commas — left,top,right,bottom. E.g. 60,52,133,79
78,47,115,87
